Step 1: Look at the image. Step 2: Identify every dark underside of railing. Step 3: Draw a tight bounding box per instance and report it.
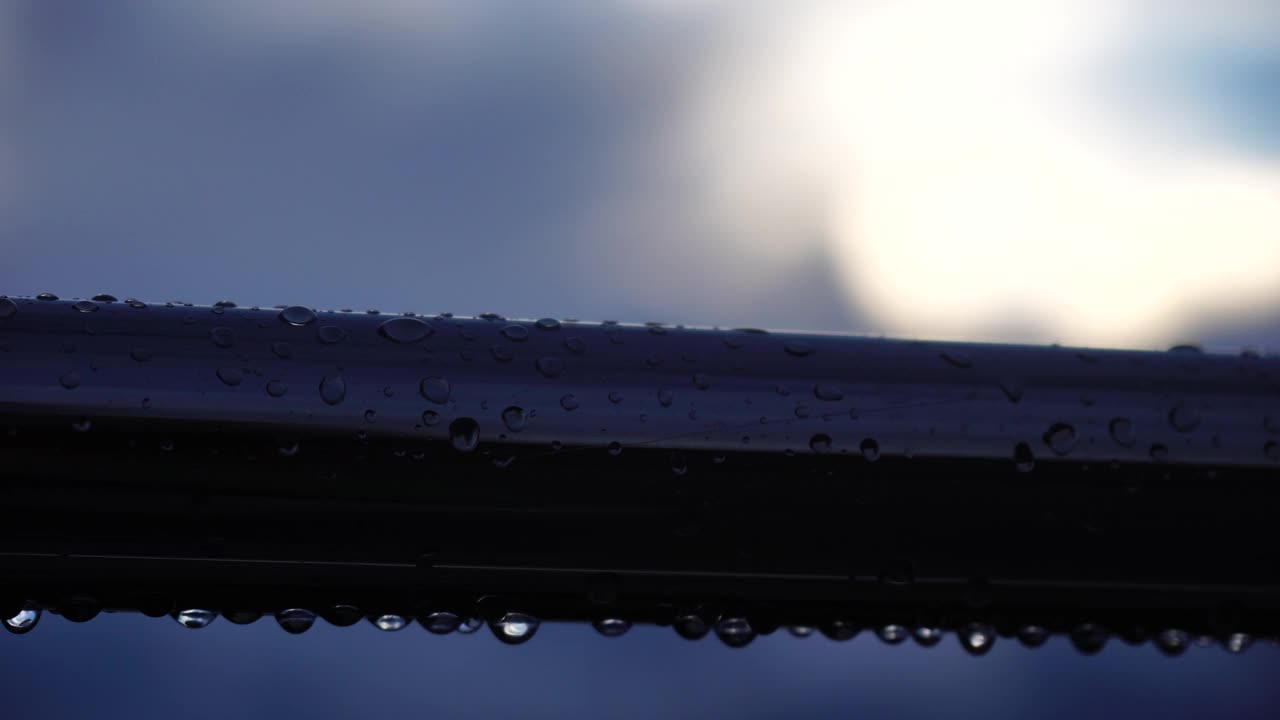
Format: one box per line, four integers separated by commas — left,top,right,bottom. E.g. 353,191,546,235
1,293,1278,653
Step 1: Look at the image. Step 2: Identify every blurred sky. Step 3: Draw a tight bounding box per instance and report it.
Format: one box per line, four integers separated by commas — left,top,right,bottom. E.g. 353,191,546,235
2,1,1280,716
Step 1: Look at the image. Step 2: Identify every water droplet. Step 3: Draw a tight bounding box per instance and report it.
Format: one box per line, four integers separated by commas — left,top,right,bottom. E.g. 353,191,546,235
714,617,756,648
670,451,689,476
821,619,859,641
593,618,631,637
422,611,462,634
1070,623,1108,655
550,440,563,451
787,626,815,638
657,388,674,407
1149,443,1169,462
959,623,995,655
320,605,362,627
1043,422,1077,456
784,341,814,357
809,434,832,453
487,343,515,363
1017,625,1050,648
319,375,347,405
3,606,41,635
479,312,503,321
59,371,81,389
219,610,260,625
1154,629,1190,656
1013,442,1035,472
552,394,578,413
265,379,288,398
1109,417,1136,447
141,397,152,409
91,294,117,303
277,439,299,457
1225,632,1253,653
126,299,146,309
1168,344,1202,354
278,306,316,327
999,379,1024,403
317,325,347,344
536,318,561,331
607,441,623,456
877,624,908,644
1079,392,1096,407
210,327,236,348
373,316,432,344
275,608,317,635
564,337,586,354
940,350,973,368
36,293,57,301
71,300,98,313
501,406,527,432
1265,441,1280,462
674,614,710,640
608,391,624,404
536,356,565,378
490,612,540,645
217,367,244,386
794,405,811,419
449,417,480,453
129,347,152,362
173,609,217,629
70,418,91,433
913,627,943,647
501,324,529,342
814,383,843,401
372,614,408,631
419,376,452,404
1168,402,1201,433
692,373,711,390
364,409,377,423
0,298,16,319
860,437,880,462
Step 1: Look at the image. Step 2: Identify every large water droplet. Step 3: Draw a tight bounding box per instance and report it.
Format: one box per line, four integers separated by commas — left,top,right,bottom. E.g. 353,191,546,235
860,437,880,462
1017,625,1049,648
784,341,814,357
1225,632,1253,653
1070,623,1108,655
377,316,433,343
821,619,859,641
714,617,756,648
420,376,452,404
223,610,263,625
536,356,565,378
72,300,98,313
1154,629,1190,656
317,325,347,344
0,298,18,319
210,327,236,348
1168,402,1201,433
913,627,943,647
958,623,995,655
1043,422,1077,456
501,324,529,342
449,417,480,453
674,614,710,640
490,612,540,645
813,383,843,401
536,318,561,331
560,394,579,411
276,608,317,635
3,606,41,635
217,367,244,386
788,626,815,638
1013,442,1035,472
322,605,362,627
91,294,117,302
266,379,288,398
319,375,347,405
1109,417,1136,447
422,611,463,634
809,434,832,454
37,293,58,301
593,618,632,637
372,614,408,631
279,306,317,326
173,609,217,629
502,406,527,432
59,371,81,389
877,624,908,645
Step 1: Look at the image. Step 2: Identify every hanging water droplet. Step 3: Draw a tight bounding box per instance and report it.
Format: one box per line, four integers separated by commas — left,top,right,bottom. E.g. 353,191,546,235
72,300,98,313
674,614,710,640
809,433,832,454
692,373,711,390
1154,629,1190,656
1149,443,1169,462
3,605,41,635
958,623,995,655
59,371,81,389
364,409,377,423
501,406,527,432
449,417,480,453
998,379,1024,403
421,410,441,426
813,383,843,401
172,609,217,629
490,612,540,645
1109,417,1136,447
1225,632,1253,653
317,325,347,344
319,375,347,405
536,356,565,378
422,611,463,634
266,379,288,398
670,450,689,476
1013,442,1035,472
456,617,484,634
419,376,451,404
377,316,433,343
784,341,814,357
501,324,529,342
714,617,756,648
787,626,815,638
37,293,58,301
607,441,623,456
1266,441,1280,462
1043,422,1077,456
321,605,362,627
70,418,91,433
564,337,586,354
1070,623,1108,655
536,318,561,331
1168,402,1201,433
940,350,973,368
877,624,908,644
1017,625,1050,648
860,437,880,462
210,327,236,348
279,306,316,326
217,367,244,386
820,619,859,641
593,618,632,637
275,608,317,634
913,627,943,647
372,614,408,631
0,298,18,319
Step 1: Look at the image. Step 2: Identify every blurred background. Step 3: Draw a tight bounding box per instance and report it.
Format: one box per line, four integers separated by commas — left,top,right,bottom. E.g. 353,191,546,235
2,0,1279,716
